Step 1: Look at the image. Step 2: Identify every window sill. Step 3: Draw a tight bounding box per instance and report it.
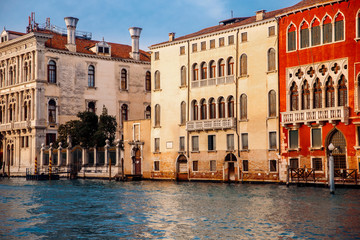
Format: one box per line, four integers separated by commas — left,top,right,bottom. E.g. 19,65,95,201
239,75,249,79
355,38,360,42
178,124,186,127
153,152,161,154
226,149,235,153
267,116,278,120
179,85,187,89
191,151,200,153
153,89,162,92
208,150,217,153
266,70,277,74
119,89,128,92
354,146,360,150
87,86,97,90
268,149,278,152
144,90,151,93
288,148,301,152
309,147,324,151
240,149,249,152
153,126,161,128
239,119,248,122
178,151,186,154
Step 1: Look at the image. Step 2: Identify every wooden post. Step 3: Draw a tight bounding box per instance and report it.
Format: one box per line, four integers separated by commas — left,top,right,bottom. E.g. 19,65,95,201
49,156,52,180
286,165,290,187
34,156,38,175
109,158,111,181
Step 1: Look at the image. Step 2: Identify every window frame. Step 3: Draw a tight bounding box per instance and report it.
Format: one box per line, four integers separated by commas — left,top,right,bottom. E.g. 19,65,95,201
154,160,160,171
311,128,322,149
191,136,199,152
47,60,57,84
242,160,249,172
192,160,199,172
227,134,234,151
179,136,185,152
154,104,160,127
145,71,151,91
241,133,248,150
120,69,128,90
154,138,160,153
48,99,56,124
210,160,216,172
289,129,299,150
269,160,277,172
88,65,95,87
208,135,216,151
311,157,323,171
287,24,297,52
269,131,277,150
268,90,276,117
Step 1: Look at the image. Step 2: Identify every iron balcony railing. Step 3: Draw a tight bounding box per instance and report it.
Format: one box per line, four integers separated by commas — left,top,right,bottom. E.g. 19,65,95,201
186,118,236,131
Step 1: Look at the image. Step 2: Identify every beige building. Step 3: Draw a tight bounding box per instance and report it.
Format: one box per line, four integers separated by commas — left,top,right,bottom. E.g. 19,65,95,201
148,10,280,182
0,14,150,176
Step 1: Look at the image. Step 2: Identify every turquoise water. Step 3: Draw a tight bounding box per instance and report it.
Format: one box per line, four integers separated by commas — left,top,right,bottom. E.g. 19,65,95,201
0,179,359,239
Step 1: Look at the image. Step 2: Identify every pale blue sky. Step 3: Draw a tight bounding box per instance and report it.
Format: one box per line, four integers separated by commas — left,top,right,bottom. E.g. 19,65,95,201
0,0,299,50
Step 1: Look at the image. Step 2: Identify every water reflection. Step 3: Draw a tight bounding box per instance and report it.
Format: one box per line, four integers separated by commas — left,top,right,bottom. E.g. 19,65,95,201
0,179,360,239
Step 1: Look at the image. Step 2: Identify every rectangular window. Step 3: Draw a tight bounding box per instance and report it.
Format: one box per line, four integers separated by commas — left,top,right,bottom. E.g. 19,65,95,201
154,161,160,171
241,133,248,150
289,158,299,169
154,51,159,60
228,35,234,45
288,31,296,51
46,133,56,146
179,136,185,151
21,137,25,148
243,160,249,171
201,41,206,51
219,37,225,47
270,160,277,172
154,138,160,152
269,132,277,149
192,136,199,152
227,134,234,151
25,136,29,148
311,128,322,148
323,23,332,43
312,158,322,171
210,160,216,172
289,130,298,149
335,20,344,41
208,135,216,151
192,43,197,52
210,39,215,49
193,160,199,171
311,26,321,46
300,28,309,48
241,32,247,42
180,46,185,55
268,26,275,36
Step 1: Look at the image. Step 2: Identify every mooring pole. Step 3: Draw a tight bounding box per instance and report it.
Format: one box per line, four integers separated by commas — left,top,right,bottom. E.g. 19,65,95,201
328,143,335,194
286,165,290,187
35,156,38,175
49,156,52,180
109,158,111,181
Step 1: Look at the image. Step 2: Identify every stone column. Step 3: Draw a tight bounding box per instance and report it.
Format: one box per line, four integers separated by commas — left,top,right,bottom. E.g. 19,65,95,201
309,88,314,109
94,147,98,167
104,139,110,167
321,86,326,109
115,139,121,167
334,84,339,107
58,142,62,166
82,148,87,167
40,143,45,167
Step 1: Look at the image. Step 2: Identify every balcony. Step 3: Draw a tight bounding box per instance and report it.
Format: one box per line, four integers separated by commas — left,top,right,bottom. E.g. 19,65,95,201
281,106,349,126
0,120,33,132
191,75,234,88
186,118,236,132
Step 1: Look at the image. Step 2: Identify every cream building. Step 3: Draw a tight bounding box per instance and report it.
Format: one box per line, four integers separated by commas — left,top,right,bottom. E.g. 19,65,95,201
148,10,280,182
0,14,150,176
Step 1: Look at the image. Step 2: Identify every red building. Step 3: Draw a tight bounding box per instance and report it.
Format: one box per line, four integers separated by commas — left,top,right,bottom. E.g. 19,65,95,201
278,0,360,182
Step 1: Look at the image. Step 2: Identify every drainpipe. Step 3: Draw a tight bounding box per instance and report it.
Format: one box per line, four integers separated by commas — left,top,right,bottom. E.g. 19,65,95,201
276,16,282,177
187,40,190,159
235,28,240,159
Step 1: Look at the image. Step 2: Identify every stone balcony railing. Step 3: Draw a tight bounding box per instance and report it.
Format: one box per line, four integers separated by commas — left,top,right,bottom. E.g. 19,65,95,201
191,75,234,88
186,118,236,131
0,120,40,132
281,106,349,126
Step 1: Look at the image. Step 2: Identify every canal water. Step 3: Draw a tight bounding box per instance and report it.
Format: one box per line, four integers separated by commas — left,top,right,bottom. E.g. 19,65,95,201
0,179,359,239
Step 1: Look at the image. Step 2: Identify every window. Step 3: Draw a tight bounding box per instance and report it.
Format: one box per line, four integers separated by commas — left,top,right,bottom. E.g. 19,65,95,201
290,82,299,111
338,75,347,106
313,78,322,109
270,160,277,172
210,160,216,172
302,80,310,110
193,63,199,81
227,134,234,151
201,62,207,79
219,37,224,47
289,158,299,169
228,35,234,45
180,101,186,125
88,65,95,87
240,54,247,76
218,59,225,77
268,90,276,117
192,43,197,52
155,104,160,127
192,100,198,120
326,77,335,107
269,132,277,149
121,104,128,127
311,19,321,46
311,128,322,148
227,57,234,75
228,96,234,118
48,60,56,83
323,16,332,44
334,13,344,42
208,135,216,151
209,61,216,78
267,48,276,71
145,106,151,119
193,160,199,171
289,130,298,149
179,136,185,152
145,71,151,91
200,99,207,120
154,71,160,90
210,39,215,49
312,158,322,171
192,136,199,152
240,94,247,120
88,101,96,113
154,138,160,152
268,26,275,36
241,32,247,42
154,161,160,171
243,160,249,171
154,52,159,60
180,66,186,86
201,41,206,51
241,133,248,150
48,99,56,123
357,126,360,146
121,69,127,90
180,46,185,55
46,133,56,146
218,97,225,118
300,22,309,48
288,24,296,51
209,98,216,119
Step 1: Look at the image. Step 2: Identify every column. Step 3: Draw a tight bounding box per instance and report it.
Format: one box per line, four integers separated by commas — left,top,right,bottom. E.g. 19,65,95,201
104,139,110,167
82,148,87,167
32,51,36,80
321,86,326,109
58,142,62,167
334,84,339,107
40,143,45,167
31,88,35,120
309,88,314,109
93,147,98,167
115,139,121,167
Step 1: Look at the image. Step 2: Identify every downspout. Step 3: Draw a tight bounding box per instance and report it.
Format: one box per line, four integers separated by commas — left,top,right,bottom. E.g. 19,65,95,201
187,40,190,159
276,17,282,176
235,28,240,158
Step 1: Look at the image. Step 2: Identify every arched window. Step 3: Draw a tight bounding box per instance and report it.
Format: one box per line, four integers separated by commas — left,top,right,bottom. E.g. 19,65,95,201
192,63,199,81
334,13,344,41
290,82,299,111
200,62,207,79
218,97,225,118
267,48,276,71
24,104,28,120
88,101,96,113
358,74,360,108
9,66,13,85
24,62,28,82
323,15,332,44
300,21,309,48
240,54,247,76
358,11,360,38
218,59,225,77
145,71,151,91
200,99,207,120
228,96,234,118
301,80,310,110
325,77,335,107
145,106,151,119
268,90,276,117
180,101,186,124
311,18,321,46
180,66,186,86
48,60,56,83
192,100,198,121
338,75,347,106
240,94,247,120
88,65,95,87
209,98,216,119
313,78,322,109
48,99,56,123
121,69,127,90
154,71,160,90
227,57,234,75
288,24,296,51
209,60,216,78
121,104,128,127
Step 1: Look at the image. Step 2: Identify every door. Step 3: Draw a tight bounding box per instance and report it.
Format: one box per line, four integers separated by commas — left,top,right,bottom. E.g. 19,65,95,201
228,162,235,181
328,129,347,170
134,149,141,175
177,155,188,181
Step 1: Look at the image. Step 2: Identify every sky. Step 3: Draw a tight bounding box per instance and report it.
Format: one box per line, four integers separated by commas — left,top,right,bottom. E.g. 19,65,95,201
0,0,300,50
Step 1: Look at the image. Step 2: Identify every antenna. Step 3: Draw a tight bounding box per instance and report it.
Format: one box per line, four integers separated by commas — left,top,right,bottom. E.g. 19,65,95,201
231,10,233,18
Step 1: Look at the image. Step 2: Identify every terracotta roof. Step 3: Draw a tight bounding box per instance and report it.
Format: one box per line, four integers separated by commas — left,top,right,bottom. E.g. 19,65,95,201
7,30,25,36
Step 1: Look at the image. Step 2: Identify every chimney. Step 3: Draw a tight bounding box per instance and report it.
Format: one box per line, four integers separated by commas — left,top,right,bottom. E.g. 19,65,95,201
128,27,142,61
256,10,266,21
169,32,175,42
64,17,79,52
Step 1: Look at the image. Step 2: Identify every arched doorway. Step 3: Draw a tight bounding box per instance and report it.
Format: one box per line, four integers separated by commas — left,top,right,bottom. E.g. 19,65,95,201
327,129,347,170
176,154,188,181
225,153,237,182
134,148,141,175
